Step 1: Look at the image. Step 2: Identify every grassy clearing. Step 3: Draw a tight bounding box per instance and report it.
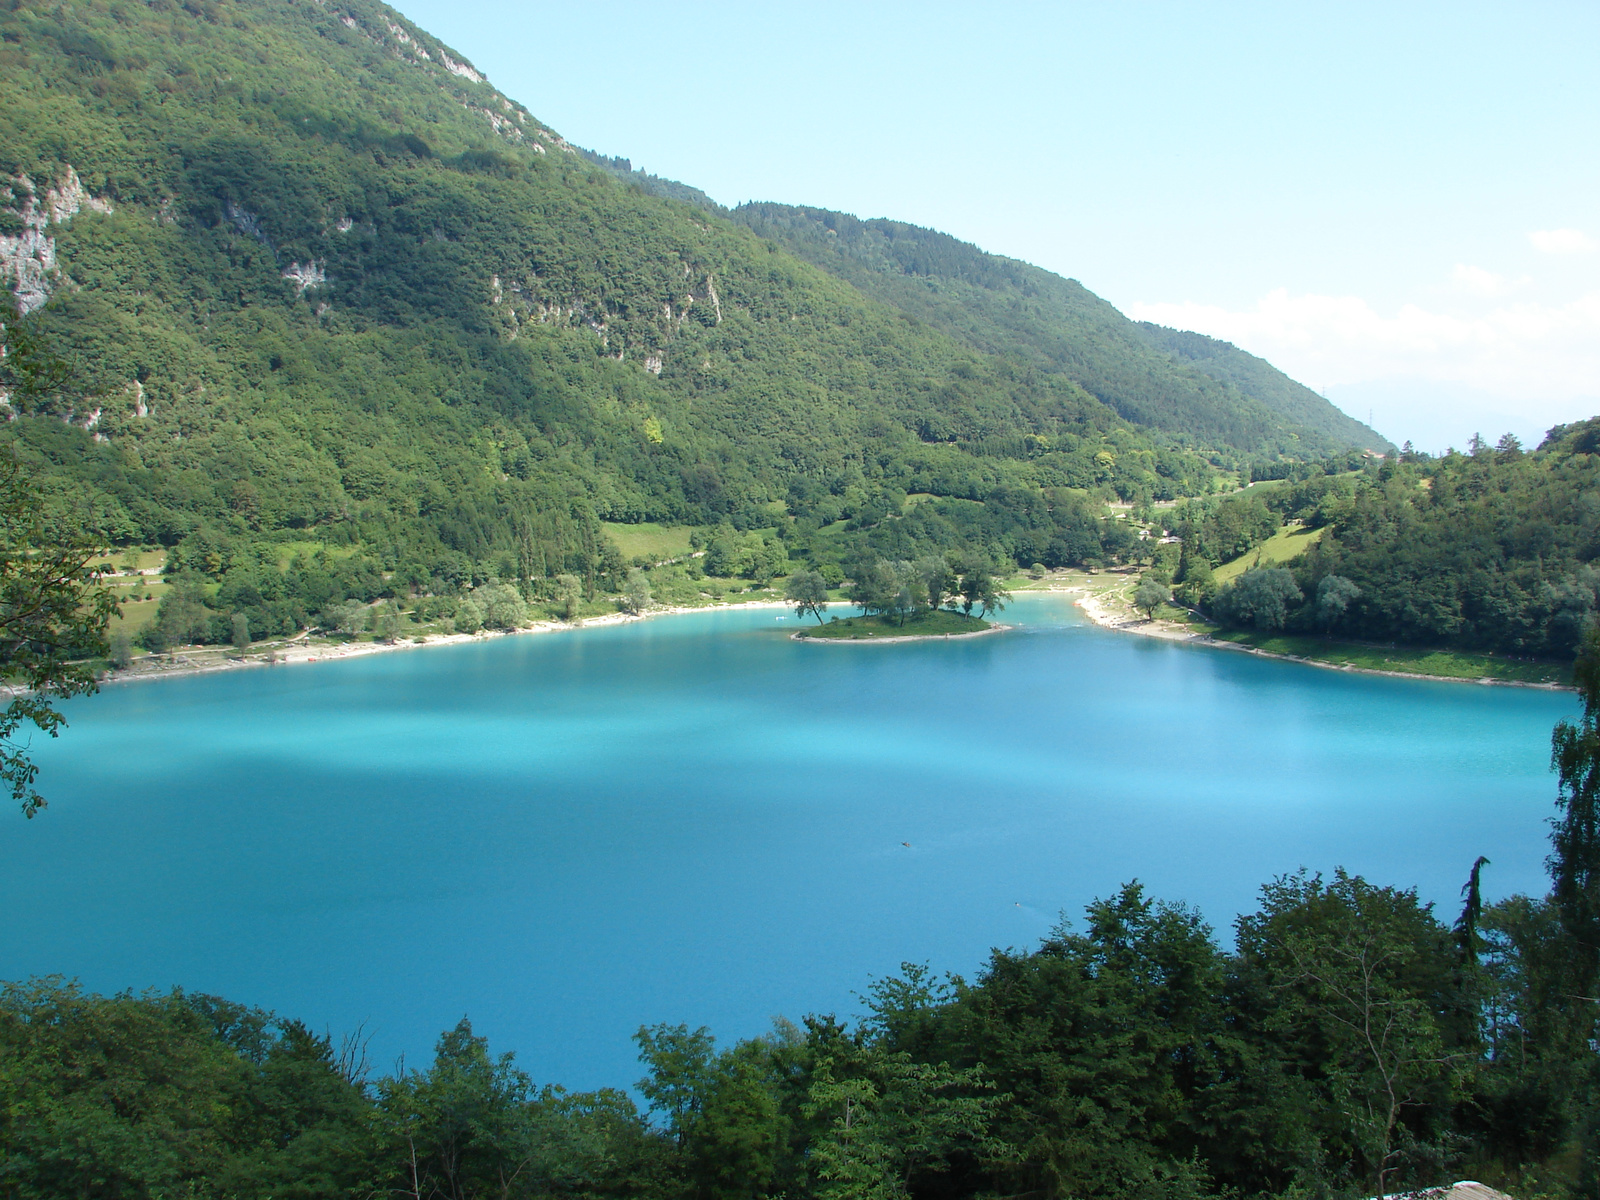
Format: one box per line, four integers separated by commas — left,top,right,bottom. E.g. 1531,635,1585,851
1213,524,1326,586
88,548,167,574
269,541,363,570
601,522,697,563
105,576,170,633
796,610,991,640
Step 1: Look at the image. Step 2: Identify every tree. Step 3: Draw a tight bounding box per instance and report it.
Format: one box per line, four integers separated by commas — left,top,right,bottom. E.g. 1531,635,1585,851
883,561,923,626
377,1017,542,1200
553,574,583,621
957,567,985,617
478,583,527,630
157,573,211,645
1133,578,1169,620
784,570,828,624
231,611,251,654
939,885,1228,1200
1237,871,1467,1197
0,456,116,816
372,599,402,642
1175,557,1216,608
0,979,373,1197
1454,854,1490,964
108,629,134,670
703,535,743,579
916,556,954,613
848,560,897,619
749,538,790,586
961,567,1010,621
1551,625,1600,1002
453,597,484,634
803,1050,1000,1200
0,301,75,414
1213,568,1301,631
1314,574,1361,634
634,1022,717,1148
619,569,652,616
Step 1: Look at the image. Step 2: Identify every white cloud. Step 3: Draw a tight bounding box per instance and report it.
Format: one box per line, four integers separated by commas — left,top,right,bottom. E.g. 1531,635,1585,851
1126,287,1600,403
1529,228,1597,254
1451,263,1524,297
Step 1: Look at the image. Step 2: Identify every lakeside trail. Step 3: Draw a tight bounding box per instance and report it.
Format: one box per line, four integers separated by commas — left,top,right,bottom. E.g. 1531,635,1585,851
95,600,794,689
1052,574,1575,692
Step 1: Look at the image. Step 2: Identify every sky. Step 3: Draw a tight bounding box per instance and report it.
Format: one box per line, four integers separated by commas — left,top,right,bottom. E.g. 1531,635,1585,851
393,0,1599,452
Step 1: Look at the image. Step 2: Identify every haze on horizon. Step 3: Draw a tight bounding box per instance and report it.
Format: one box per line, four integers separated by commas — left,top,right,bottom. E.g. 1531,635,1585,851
393,0,1598,455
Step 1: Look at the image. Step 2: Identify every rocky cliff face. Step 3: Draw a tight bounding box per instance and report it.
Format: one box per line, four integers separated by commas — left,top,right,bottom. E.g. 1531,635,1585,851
0,167,113,314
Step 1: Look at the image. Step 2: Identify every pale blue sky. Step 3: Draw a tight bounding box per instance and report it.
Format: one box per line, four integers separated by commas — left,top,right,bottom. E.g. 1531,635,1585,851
395,1,1599,450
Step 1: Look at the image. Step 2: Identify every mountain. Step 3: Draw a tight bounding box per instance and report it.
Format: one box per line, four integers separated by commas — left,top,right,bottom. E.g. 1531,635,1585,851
1130,322,1382,451
0,0,1382,605
720,204,1390,457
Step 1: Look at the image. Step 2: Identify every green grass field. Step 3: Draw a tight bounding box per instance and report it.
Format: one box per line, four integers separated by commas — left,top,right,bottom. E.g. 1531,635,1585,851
269,541,364,570
1213,524,1326,586
87,549,167,574
796,609,992,640
601,522,698,563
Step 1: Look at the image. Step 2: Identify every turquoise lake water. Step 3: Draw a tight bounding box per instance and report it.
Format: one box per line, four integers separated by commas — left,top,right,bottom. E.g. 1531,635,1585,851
0,593,1576,1089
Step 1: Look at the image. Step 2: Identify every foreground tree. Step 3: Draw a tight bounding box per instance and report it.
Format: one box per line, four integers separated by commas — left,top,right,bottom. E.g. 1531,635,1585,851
1236,871,1467,1197
1550,626,1600,1051
0,455,116,816
804,1050,999,1200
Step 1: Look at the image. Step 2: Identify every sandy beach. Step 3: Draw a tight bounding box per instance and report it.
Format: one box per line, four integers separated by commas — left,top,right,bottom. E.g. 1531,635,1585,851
1058,578,1573,691
97,599,795,688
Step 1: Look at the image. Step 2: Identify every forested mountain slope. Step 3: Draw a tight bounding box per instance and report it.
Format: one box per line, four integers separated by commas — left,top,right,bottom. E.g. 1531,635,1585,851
1131,322,1378,450
0,0,1373,610
725,203,1391,456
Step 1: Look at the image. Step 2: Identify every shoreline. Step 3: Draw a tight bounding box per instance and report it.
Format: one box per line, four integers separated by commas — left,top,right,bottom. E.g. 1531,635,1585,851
97,599,795,688
791,623,1009,644
79,584,1574,693
1058,584,1575,692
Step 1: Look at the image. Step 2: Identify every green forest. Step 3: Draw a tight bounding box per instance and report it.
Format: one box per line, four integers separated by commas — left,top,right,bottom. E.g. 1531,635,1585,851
6,654,1600,1199
0,0,1398,659
1161,425,1600,661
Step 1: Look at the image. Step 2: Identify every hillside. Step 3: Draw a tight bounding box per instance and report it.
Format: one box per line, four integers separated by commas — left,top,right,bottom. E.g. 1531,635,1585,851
1132,322,1381,450
723,204,1391,456
0,0,1375,636
1155,424,1600,660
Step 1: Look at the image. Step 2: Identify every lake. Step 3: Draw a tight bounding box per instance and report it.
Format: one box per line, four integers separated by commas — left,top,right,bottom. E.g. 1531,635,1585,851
1,593,1575,1090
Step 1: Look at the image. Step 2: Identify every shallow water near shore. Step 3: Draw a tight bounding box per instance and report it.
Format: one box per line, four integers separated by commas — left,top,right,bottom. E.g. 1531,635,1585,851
1,594,1576,1088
